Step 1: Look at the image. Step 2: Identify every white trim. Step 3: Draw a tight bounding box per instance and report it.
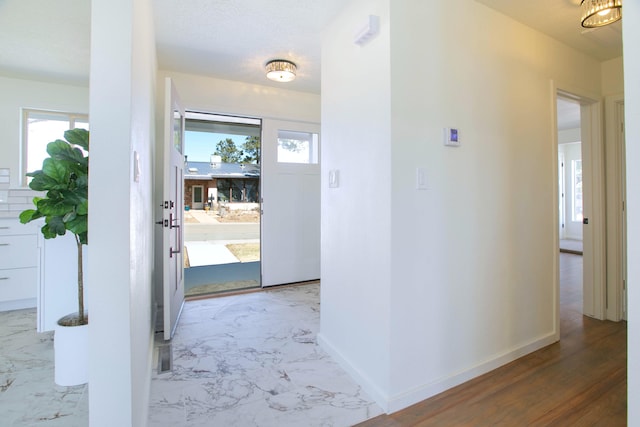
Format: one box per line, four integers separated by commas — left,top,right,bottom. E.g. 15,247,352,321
554,85,607,321
580,100,607,320
605,94,626,321
318,332,558,414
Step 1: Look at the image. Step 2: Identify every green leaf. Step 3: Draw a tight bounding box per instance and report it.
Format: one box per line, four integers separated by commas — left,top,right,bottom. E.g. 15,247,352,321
45,216,67,236
42,158,69,184
64,128,89,151
76,200,88,215
47,140,87,165
19,209,37,224
28,172,65,192
58,189,87,206
63,211,77,223
36,198,76,216
66,215,87,236
78,231,88,245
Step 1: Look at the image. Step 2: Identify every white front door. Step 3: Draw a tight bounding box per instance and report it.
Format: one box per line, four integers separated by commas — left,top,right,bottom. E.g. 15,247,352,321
261,120,321,287
161,78,185,340
192,185,204,209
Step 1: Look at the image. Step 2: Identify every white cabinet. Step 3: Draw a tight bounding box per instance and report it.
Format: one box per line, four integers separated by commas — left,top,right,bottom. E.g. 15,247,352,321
0,219,40,311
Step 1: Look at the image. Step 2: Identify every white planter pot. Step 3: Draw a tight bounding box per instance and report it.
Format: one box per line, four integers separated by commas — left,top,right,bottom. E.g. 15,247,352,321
54,321,89,386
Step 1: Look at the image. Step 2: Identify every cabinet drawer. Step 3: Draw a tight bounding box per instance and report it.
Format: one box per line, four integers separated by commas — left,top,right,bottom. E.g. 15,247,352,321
0,220,37,236
0,235,39,269
0,267,38,302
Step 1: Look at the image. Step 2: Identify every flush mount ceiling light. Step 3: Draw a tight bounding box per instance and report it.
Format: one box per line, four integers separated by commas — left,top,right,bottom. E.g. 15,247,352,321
581,0,622,28
265,60,297,83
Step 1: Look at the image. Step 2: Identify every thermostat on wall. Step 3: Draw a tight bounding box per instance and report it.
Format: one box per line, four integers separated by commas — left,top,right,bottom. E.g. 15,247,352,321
444,128,460,147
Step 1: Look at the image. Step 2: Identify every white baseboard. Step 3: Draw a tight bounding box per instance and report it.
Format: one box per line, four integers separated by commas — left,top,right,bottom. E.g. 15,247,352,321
318,331,559,414
0,297,36,312
317,332,391,412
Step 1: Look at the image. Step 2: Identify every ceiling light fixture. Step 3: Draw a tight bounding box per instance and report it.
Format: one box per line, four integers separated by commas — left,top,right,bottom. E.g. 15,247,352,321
265,60,297,83
581,0,622,28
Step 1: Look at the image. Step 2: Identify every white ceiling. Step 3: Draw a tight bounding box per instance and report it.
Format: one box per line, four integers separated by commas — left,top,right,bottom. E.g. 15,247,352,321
557,97,581,131
0,0,623,94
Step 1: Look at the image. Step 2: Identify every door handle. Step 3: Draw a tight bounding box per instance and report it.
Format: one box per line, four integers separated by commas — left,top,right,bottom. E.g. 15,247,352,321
169,213,180,229
169,247,181,258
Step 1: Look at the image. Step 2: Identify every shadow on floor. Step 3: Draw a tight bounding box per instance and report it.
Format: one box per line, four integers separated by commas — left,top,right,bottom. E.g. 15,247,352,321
185,261,260,297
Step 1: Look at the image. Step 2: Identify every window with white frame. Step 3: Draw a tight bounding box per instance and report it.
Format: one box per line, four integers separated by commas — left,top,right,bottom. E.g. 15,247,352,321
277,130,319,164
23,109,89,184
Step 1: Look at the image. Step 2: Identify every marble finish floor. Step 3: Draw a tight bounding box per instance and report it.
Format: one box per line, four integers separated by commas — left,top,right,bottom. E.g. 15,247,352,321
0,308,88,426
0,283,381,426
149,283,383,426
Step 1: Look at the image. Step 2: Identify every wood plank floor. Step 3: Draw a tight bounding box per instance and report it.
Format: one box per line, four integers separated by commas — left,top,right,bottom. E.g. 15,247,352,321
358,253,627,426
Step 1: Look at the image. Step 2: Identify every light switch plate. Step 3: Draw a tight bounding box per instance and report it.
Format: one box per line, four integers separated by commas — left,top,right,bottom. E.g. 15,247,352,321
416,168,428,190
329,170,340,188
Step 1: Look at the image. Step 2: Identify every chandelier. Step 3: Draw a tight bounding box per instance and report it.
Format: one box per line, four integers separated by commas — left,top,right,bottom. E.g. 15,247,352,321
581,0,622,28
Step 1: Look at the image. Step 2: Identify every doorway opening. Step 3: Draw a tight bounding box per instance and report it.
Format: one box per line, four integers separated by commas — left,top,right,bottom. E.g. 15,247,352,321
182,112,262,297
555,89,607,321
557,97,583,255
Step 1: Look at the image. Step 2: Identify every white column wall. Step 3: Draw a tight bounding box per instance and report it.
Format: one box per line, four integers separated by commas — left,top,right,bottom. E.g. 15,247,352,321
88,0,157,425
623,2,640,424
318,0,393,407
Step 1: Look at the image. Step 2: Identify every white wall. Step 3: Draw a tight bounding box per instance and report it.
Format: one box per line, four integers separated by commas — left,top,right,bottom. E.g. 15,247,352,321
158,70,320,122
87,0,156,425
321,0,603,413
623,2,639,424
602,56,624,96
0,76,88,188
318,0,393,406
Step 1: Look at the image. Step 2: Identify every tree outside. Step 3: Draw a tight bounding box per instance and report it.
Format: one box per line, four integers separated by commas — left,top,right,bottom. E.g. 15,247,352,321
214,136,261,164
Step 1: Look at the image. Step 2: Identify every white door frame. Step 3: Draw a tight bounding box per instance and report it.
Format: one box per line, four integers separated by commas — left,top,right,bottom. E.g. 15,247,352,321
605,94,627,321
579,94,606,320
554,87,606,321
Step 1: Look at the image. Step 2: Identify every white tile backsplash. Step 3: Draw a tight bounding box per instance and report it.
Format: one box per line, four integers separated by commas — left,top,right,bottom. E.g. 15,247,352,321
0,188,42,218
0,168,9,186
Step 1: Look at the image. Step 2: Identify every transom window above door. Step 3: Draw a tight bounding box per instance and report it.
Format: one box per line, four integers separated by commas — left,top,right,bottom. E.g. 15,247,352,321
277,130,319,164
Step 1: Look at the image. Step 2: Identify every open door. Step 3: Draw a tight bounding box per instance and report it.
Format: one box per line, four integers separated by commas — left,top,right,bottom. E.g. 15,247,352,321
161,78,185,340
261,119,320,287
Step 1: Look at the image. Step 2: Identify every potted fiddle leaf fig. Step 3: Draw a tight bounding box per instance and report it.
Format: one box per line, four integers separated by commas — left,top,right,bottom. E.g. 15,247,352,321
20,127,89,386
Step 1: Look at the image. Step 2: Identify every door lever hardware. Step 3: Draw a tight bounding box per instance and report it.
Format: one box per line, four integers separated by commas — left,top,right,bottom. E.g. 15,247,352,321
169,247,181,258
169,213,180,229
155,219,170,227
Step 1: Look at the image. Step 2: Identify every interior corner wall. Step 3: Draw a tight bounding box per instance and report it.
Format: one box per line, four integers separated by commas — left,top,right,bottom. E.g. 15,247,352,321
318,0,393,409
0,76,88,188
320,0,603,413
88,0,156,425
623,2,640,424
